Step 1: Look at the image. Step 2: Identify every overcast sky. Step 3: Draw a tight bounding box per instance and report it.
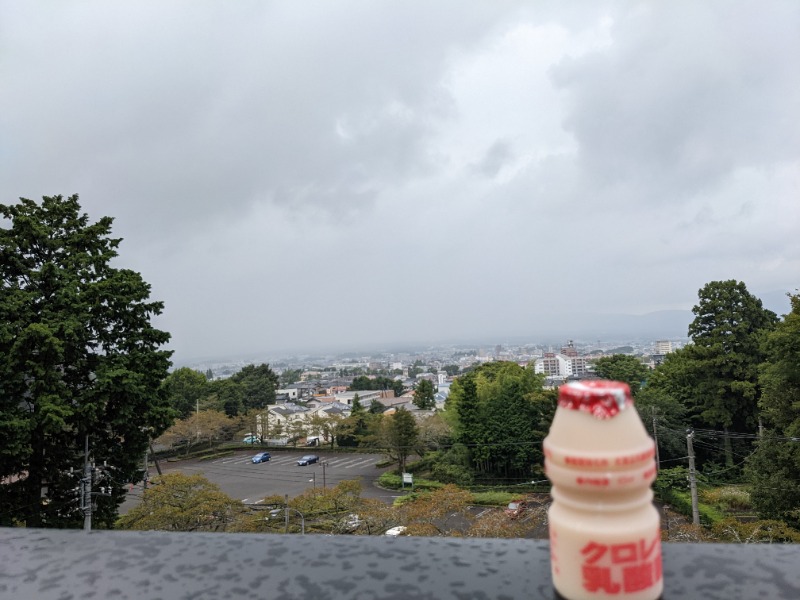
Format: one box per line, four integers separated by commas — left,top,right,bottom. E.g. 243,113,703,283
2,1,798,364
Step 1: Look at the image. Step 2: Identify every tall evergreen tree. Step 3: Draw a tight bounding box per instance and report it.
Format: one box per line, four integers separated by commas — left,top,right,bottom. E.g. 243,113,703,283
0,195,173,528
684,280,778,466
413,379,436,410
383,409,418,474
747,292,800,526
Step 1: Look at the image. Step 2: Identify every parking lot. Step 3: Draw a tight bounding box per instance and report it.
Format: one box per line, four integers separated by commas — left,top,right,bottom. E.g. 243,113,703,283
121,450,396,513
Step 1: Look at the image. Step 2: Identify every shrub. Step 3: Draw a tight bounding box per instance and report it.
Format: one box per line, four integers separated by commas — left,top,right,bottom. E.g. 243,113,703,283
700,486,752,512
712,518,800,543
470,491,518,507
377,472,443,491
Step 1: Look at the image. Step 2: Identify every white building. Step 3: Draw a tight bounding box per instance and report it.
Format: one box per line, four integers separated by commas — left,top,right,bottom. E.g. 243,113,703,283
655,340,673,354
534,353,572,377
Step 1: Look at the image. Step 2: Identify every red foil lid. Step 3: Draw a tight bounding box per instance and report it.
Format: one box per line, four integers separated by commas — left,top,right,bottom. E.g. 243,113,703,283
557,380,632,419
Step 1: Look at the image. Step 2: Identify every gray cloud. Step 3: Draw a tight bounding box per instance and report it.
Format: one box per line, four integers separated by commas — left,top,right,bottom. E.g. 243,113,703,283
1,0,797,362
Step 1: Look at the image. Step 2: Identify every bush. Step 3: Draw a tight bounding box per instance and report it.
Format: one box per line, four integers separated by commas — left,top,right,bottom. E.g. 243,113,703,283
700,486,752,512
430,463,475,486
712,518,800,543
659,488,724,527
470,491,518,506
377,472,443,492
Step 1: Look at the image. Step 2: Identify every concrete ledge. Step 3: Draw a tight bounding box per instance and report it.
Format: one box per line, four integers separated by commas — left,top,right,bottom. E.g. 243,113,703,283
1,528,798,599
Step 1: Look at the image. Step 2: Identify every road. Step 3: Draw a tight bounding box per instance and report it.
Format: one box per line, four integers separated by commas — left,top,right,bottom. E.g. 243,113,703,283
121,449,398,513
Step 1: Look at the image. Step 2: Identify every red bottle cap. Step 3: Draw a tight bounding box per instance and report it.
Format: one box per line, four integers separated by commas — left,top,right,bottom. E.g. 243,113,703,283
557,380,632,419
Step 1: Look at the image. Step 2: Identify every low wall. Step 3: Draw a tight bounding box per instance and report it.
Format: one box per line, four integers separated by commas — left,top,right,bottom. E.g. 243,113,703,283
0,529,798,599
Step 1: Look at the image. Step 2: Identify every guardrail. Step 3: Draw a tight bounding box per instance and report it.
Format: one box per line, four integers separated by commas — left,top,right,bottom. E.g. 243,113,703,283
1,528,798,599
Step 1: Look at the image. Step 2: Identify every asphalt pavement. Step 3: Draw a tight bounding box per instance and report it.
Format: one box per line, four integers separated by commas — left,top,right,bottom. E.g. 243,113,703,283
120,449,397,513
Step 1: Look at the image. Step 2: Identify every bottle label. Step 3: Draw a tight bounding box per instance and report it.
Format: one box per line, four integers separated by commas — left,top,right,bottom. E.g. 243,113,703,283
557,380,632,419
578,532,662,595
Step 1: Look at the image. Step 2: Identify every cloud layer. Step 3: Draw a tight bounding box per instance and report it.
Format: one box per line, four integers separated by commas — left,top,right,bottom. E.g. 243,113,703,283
2,1,798,362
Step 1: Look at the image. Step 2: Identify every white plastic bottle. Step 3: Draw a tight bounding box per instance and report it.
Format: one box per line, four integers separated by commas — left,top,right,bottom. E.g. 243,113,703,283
544,380,662,600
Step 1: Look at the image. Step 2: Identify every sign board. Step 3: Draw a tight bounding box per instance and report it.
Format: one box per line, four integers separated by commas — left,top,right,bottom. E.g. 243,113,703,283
402,473,413,484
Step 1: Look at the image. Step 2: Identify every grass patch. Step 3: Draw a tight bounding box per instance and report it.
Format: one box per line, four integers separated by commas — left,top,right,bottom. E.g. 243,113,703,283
470,491,519,506
377,472,444,491
700,486,752,512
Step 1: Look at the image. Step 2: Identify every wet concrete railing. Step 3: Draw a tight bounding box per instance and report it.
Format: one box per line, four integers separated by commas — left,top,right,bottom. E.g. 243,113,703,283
1,528,798,599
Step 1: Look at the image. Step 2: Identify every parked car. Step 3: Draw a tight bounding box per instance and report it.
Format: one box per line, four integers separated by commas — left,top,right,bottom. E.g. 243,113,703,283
242,435,260,444
384,526,407,536
251,452,271,464
296,454,319,466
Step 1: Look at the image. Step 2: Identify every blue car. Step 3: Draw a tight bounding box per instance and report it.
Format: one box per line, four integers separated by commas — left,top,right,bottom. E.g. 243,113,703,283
252,452,271,464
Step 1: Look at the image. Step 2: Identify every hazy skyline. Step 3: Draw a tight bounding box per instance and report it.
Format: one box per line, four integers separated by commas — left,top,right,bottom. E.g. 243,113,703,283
2,1,798,363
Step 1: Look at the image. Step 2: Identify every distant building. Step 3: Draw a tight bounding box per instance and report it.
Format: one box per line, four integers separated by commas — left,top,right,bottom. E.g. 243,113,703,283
535,353,572,377
655,340,673,354
535,348,589,378
560,340,578,357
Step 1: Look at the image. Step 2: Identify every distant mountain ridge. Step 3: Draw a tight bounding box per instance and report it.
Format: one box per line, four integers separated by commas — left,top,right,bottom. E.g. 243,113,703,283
536,310,692,342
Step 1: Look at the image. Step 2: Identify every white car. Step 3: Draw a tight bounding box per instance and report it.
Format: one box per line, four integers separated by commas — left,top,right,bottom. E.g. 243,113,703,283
384,526,407,536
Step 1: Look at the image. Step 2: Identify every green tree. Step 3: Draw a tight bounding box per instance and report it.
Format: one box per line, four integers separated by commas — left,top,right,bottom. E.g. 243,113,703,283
747,292,800,527
635,354,691,465
442,365,460,377
162,367,209,419
0,195,173,528
413,379,436,410
444,362,554,480
382,409,418,473
349,374,404,397
155,410,235,454
116,472,243,531
685,280,778,465
593,354,649,397
279,368,302,387
230,363,279,412
208,378,245,417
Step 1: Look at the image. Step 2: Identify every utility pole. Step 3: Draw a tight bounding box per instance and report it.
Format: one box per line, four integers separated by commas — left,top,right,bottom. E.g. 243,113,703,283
142,447,149,491
687,430,700,526
82,435,92,532
284,494,289,534
149,442,162,476
322,462,327,489
652,407,660,473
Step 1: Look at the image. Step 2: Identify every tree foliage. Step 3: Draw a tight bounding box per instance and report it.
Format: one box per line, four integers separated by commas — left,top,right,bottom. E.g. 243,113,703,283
593,354,649,397
116,472,243,531
444,362,555,481
686,280,777,433
230,363,279,413
0,195,173,528
155,410,236,453
413,378,436,410
747,292,800,526
162,367,208,419
381,409,418,473
349,374,404,398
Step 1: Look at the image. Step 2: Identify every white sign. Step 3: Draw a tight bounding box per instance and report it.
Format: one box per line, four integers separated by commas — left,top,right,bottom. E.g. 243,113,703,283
402,473,413,484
